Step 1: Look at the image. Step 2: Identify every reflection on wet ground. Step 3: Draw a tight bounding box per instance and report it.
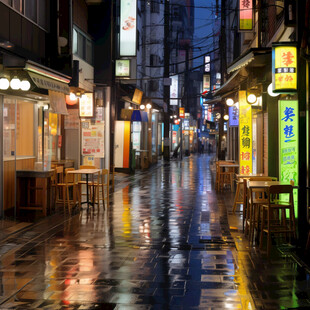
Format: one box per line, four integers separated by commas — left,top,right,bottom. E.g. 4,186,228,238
0,154,309,309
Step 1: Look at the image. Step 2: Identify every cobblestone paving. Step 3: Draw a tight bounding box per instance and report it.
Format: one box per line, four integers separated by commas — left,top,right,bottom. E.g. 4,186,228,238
0,155,309,309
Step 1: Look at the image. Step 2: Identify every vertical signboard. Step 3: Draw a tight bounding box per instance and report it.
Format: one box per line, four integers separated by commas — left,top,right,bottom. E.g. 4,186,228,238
279,100,298,215
204,55,210,73
203,74,211,93
272,43,297,93
170,75,178,106
229,103,239,127
179,107,185,118
239,91,252,174
120,0,137,56
239,0,253,31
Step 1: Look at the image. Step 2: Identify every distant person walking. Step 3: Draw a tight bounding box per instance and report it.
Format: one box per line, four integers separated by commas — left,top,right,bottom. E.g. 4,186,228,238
208,143,212,154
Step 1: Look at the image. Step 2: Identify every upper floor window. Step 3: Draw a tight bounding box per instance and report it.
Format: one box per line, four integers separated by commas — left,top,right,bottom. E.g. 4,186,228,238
73,26,94,66
0,0,49,30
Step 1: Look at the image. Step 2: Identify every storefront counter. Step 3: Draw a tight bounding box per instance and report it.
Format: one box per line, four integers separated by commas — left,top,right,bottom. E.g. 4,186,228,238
16,169,54,216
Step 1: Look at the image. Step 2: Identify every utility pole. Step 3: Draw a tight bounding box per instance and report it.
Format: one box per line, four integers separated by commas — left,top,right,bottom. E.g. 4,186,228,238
163,0,170,161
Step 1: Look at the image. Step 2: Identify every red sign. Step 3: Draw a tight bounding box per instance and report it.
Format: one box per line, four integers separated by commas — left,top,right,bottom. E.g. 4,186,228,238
179,107,185,118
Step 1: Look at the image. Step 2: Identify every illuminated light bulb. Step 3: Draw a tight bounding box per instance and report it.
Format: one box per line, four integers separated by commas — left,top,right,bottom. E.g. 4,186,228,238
223,114,229,121
247,93,257,104
20,79,31,91
10,77,21,90
267,83,280,97
140,104,145,110
0,77,9,90
146,103,152,109
69,92,77,101
226,98,234,106
128,106,133,109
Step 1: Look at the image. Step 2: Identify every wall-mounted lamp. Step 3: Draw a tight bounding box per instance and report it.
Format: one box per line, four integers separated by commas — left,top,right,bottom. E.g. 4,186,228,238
146,103,152,109
226,98,234,106
247,93,257,105
140,104,145,110
223,114,229,121
69,92,77,101
267,83,280,97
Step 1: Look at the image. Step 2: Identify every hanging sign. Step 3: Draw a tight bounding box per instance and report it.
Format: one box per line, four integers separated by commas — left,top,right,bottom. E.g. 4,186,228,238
120,0,137,56
132,88,143,105
79,93,94,117
204,55,210,73
239,0,253,31
229,103,239,127
179,107,185,118
203,74,211,93
115,59,130,77
272,43,297,93
239,91,252,174
170,75,178,106
279,100,298,215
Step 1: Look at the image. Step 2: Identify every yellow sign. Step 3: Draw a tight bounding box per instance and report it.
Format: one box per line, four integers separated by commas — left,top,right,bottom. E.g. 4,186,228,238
179,107,185,118
132,88,143,105
239,91,252,174
273,44,297,92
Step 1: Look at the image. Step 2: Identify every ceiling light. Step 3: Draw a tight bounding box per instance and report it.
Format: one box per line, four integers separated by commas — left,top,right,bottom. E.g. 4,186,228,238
10,77,21,90
0,77,9,90
20,79,31,91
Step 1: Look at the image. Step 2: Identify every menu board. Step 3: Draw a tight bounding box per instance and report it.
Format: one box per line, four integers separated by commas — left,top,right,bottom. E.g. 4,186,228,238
82,121,105,157
65,109,79,129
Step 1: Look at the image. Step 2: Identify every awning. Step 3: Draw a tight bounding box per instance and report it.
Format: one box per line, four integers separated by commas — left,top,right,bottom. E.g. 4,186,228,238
227,48,271,74
213,69,247,97
25,61,71,94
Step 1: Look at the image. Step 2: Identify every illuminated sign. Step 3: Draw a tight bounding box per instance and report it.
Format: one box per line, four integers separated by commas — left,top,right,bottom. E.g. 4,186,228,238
204,55,210,73
120,0,137,56
279,100,298,216
272,43,297,93
132,88,143,105
179,107,185,118
115,59,130,77
203,74,210,93
170,75,178,106
229,103,239,127
239,0,253,31
79,93,93,117
239,91,252,174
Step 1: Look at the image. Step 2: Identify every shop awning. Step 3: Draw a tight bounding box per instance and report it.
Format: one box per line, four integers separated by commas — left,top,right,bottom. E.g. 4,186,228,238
213,69,247,97
227,48,271,74
24,61,71,115
25,61,71,94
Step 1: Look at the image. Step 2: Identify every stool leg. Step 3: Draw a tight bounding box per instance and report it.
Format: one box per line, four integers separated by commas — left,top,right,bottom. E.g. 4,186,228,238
233,183,241,213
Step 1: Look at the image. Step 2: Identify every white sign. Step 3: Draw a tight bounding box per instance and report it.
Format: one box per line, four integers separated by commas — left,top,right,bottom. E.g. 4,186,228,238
115,59,130,77
170,75,178,106
120,0,137,56
79,93,93,117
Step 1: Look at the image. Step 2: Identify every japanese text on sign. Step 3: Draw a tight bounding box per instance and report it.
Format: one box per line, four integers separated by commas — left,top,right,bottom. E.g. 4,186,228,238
239,91,252,174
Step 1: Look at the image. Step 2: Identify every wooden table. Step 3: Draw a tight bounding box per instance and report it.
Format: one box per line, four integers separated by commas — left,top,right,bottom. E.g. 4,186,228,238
16,169,54,216
68,169,101,210
218,163,239,190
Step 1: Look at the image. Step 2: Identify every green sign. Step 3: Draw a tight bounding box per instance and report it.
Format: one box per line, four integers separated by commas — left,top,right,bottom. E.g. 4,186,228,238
279,100,298,216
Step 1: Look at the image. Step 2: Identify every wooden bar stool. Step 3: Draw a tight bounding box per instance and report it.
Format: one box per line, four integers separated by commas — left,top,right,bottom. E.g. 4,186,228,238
78,165,96,205
91,169,109,209
232,178,244,213
260,185,296,257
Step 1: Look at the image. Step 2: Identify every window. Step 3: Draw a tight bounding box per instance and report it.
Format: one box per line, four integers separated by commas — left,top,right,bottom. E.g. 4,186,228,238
25,0,37,23
150,54,160,67
151,1,159,13
73,26,94,66
0,0,49,30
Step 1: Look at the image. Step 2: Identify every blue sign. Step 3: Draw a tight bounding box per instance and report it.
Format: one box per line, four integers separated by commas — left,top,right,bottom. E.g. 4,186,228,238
229,105,239,127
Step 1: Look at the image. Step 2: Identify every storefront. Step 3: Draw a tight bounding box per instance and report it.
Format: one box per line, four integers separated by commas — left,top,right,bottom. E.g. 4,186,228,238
0,60,70,217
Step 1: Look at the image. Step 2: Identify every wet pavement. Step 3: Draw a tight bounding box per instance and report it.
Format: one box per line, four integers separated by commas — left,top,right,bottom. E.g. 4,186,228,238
0,154,309,309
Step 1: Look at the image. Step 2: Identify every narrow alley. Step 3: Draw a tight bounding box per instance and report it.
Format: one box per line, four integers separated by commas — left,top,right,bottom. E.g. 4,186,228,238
0,155,309,309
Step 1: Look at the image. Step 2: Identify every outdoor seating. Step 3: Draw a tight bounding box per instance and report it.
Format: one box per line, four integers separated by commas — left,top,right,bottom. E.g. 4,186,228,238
78,165,97,205
259,185,296,257
215,161,235,191
56,168,78,214
91,169,110,209
244,176,277,244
